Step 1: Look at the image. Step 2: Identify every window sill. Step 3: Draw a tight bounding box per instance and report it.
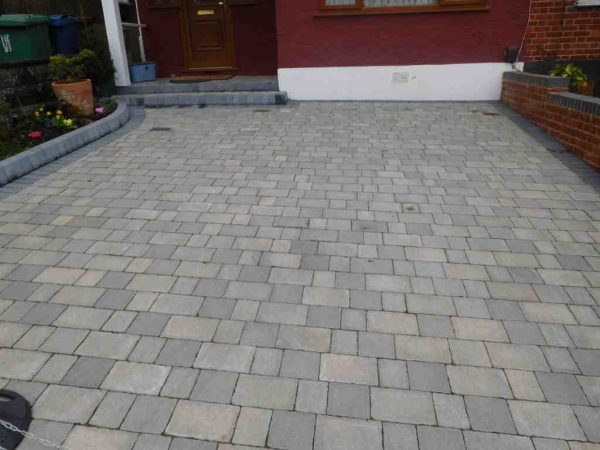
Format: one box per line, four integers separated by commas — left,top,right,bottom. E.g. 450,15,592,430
314,5,489,17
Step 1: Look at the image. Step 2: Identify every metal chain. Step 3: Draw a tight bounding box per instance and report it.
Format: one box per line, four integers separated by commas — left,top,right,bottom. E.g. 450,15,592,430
0,418,70,450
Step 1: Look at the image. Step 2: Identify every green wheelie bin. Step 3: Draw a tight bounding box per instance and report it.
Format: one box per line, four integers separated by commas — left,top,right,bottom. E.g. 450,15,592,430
0,14,51,63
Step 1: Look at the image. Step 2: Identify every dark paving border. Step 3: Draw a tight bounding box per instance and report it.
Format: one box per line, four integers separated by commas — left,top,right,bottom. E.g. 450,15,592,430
494,102,567,153
0,100,131,187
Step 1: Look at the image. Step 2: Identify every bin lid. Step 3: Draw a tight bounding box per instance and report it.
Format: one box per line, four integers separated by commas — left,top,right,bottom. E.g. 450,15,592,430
0,14,49,27
49,15,79,26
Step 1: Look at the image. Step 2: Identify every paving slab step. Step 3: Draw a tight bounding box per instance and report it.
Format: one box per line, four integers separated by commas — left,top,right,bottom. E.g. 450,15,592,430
118,91,288,107
116,76,278,95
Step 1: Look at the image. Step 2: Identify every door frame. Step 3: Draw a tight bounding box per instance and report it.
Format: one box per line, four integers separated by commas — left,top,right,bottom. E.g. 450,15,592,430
180,0,238,72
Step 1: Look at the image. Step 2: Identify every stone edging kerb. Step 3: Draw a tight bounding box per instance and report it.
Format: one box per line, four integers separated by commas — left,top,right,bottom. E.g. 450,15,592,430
0,100,130,186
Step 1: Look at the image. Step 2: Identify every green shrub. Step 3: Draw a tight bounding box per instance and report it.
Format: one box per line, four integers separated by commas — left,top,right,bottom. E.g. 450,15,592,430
550,63,589,90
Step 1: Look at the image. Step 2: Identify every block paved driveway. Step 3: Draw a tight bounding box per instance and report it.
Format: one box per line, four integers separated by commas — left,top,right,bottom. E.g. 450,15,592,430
0,102,599,450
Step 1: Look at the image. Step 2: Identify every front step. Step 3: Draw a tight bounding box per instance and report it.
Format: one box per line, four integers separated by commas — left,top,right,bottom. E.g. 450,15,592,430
116,75,278,95
118,90,288,107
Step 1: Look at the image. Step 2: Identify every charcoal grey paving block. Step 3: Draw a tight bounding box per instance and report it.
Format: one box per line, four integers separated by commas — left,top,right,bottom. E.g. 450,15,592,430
486,300,525,321
127,312,169,336
536,372,589,405
156,339,201,367
198,297,236,319
407,361,450,393
327,382,370,419
358,331,395,358
20,303,66,325
280,350,320,380
61,357,115,388
267,410,315,450
382,422,418,450
190,369,238,404
570,349,600,376
296,379,327,414
314,415,382,450
417,426,465,450
121,395,177,433
572,405,600,442
307,305,341,328
418,314,455,338
240,321,279,347
465,396,516,434
96,289,135,309
98,272,135,289
504,321,546,345
542,347,579,374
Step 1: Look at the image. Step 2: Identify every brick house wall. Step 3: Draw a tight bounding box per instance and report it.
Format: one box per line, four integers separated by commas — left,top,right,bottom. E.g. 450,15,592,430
522,0,600,61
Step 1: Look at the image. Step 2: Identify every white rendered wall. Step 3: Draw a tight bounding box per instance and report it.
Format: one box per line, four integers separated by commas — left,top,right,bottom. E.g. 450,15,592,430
278,63,524,101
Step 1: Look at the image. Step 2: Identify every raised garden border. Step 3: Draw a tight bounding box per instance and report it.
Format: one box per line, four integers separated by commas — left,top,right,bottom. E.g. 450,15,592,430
0,100,130,186
501,71,600,168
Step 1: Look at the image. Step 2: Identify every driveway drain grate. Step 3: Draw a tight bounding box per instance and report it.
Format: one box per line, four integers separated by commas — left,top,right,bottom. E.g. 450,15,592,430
150,127,172,131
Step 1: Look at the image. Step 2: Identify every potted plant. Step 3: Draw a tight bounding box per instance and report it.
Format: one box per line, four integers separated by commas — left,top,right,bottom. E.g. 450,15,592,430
48,49,97,115
550,63,593,96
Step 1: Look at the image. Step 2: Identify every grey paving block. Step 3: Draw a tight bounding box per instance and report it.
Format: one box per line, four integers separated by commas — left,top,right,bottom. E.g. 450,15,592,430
465,396,516,434
267,410,315,450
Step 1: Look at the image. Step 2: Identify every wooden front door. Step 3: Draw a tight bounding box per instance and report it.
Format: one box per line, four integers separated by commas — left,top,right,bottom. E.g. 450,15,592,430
183,0,236,71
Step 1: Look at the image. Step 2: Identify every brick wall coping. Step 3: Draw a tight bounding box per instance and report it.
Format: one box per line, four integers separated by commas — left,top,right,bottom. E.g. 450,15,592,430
549,92,600,116
0,100,130,186
503,71,570,89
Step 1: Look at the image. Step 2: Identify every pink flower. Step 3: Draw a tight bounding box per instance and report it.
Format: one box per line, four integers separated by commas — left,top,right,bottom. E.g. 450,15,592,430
95,107,106,115
28,131,43,139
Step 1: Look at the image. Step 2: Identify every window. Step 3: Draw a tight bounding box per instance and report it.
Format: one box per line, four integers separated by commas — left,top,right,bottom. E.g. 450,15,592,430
575,0,600,5
319,0,487,15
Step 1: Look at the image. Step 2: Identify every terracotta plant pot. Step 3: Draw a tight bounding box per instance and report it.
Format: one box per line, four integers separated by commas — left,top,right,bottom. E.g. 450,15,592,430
576,80,595,97
51,79,94,116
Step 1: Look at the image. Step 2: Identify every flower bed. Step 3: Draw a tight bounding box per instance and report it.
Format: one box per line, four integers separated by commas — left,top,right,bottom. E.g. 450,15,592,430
0,100,115,161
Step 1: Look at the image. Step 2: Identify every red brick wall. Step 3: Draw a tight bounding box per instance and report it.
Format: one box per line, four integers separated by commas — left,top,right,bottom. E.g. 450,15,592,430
275,0,529,68
502,74,600,167
522,0,600,61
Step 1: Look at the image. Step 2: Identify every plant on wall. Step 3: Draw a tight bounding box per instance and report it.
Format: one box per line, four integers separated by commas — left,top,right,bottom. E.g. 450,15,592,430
550,63,589,91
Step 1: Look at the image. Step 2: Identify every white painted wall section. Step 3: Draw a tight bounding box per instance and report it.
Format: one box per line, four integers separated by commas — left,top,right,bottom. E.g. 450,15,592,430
101,0,131,87
279,63,521,101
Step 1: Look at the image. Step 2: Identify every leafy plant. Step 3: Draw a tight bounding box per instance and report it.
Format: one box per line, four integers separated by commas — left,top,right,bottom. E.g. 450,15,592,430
48,53,86,83
550,64,589,90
